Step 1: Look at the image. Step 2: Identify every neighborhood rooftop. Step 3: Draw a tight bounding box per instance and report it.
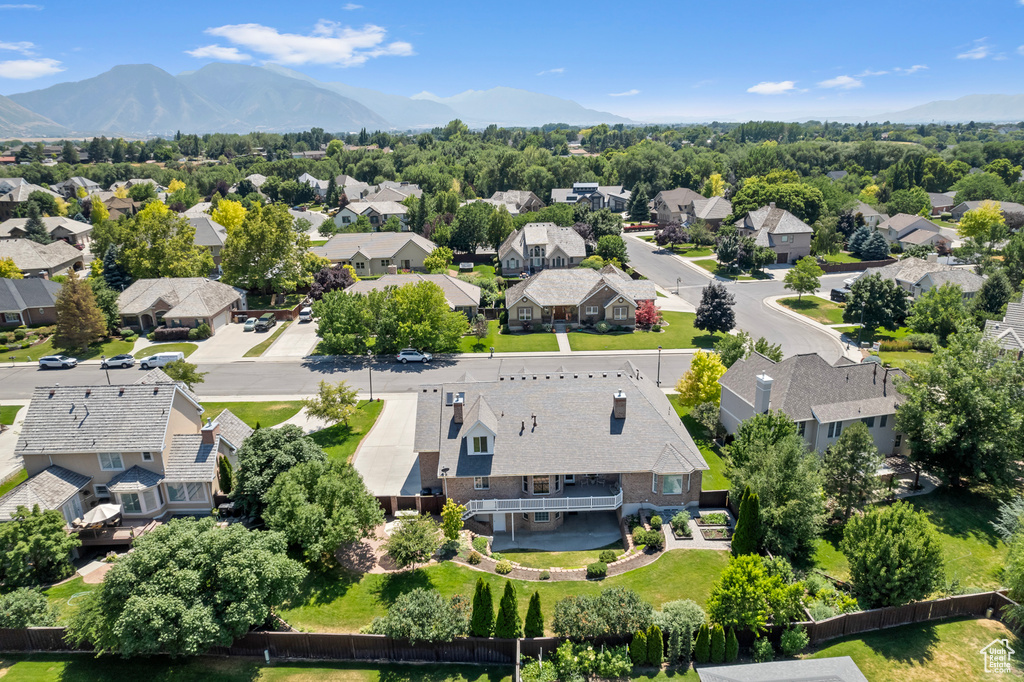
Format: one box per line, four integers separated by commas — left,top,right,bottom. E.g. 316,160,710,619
118,277,242,318
346,273,481,309
311,232,435,260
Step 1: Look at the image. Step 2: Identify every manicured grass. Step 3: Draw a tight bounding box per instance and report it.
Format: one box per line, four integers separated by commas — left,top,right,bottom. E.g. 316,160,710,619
813,487,1008,589
309,239,329,247
0,469,27,498
0,404,22,425
692,259,770,281
458,321,559,353
779,296,846,325
133,342,198,359
823,252,863,263
836,325,915,344
656,290,667,297
309,400,384,463
499,541,625,569
43,577,99,624
280,549,730,634
567,311,719,351
202,401,304,429
244,321,292,357
472,264,496,278
806,617,1020,680
0,655,513,682
248,293,305,310
669,396,732,491
875,350,934,371
5,337,135,363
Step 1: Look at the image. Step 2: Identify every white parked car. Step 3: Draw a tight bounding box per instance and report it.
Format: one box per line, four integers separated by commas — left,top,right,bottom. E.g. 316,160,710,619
397,348,432,364
39,355,77,369
139,351,185,369
298,307,313,323
243,317,257,331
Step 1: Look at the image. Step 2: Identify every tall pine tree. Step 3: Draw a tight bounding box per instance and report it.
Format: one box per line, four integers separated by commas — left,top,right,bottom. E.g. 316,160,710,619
523,591,544,638
694,623,711,663
646,624,664,665
52,270,106,352
102,246,132,292
493,581,521,638
470,579,494,637
731,485,761,556
23,202,51,245
710,624,726,663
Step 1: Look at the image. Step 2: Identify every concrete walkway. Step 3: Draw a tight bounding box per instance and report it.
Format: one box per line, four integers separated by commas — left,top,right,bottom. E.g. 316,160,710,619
555,332,571,353
351,393,420,497
264,320,319,358
0,399,29,482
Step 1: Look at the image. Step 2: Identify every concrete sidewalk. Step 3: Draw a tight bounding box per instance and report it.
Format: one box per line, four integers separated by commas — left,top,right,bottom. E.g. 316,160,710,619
763,294,860,362
0,399,30,482
351,393,420,497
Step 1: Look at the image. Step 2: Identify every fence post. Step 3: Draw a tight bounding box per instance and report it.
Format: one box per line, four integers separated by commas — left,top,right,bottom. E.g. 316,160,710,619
515,638,521,682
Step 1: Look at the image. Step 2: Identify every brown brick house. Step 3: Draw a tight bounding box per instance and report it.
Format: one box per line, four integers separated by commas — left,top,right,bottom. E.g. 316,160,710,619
0,277,60,327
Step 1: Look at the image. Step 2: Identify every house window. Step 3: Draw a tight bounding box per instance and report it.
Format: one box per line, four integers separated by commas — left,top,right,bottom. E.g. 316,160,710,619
381,259,391,268
797,421,806,437
120,493,141,514
141,452,153,462
142,489,158,511
94,484,110,499
508,259,518,269
473,436,488,453
827,421,843,438
522,476,529,493
555,476,561,492
370,215,379,224
533,476,550,495
342,216,351,224
880,415,888,428
895,434,902,448
167,482,205,502
780,235,789,243
862,416,875,428
474,477,489,490
613,306,628,320
662,475,683,495
186,482,203,501
98,452,124,471
518,307,532,321
3,312,20,323
534,512,550,523
585,306,599,315
354,262,365,270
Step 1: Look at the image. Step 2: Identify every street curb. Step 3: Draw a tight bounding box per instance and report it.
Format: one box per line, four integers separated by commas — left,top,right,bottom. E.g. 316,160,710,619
762,295,861,362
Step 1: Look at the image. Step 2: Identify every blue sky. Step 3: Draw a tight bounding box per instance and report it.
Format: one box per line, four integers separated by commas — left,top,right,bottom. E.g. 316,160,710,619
2,0,1024,121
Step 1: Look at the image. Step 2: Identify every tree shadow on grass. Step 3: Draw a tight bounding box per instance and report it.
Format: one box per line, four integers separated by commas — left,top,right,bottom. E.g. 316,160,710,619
690,333,721,349
369,568,434,608
907,487,1003,549
779,297,820,310
286,567,361,609
841,620,941,667
379,663,512,682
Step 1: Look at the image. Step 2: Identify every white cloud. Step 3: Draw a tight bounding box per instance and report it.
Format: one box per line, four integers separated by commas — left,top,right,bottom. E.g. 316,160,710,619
343,3,362,8
856,69,888,77
0,57,63,78
185,44,252,61
1019,45,1024,55
0,4,42,8
894,64,928,74
957,39,991,59
0,40,33,54
818,75,863,90
608,89,640,97
747,80,797,95
537,67,564,76
204,20,413,67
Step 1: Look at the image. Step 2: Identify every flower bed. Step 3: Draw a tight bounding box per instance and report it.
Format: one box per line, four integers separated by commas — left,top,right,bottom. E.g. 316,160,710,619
695,512,729,526
699,527,732,541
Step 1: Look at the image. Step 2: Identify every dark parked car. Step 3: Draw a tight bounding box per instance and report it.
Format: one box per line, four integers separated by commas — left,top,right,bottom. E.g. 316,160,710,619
255,313,277,331
830,287,851,303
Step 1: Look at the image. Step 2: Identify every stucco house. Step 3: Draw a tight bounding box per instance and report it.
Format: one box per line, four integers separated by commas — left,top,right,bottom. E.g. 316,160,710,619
118,277,245,332
735,204,813,264
333,201,409,231
0,277,60,327
852,256,985,299
2,370,252,537
874,213,953,250
652,188,703,226
0,238,84,277
297,172,329,200
504,265,655,331
718,352,909,456
188,215,228,271
346,274,481,318
414,362,708,539
498,222,586,274
0,182,61,221
551,183,631,212
490,190,545,213
0,216,91,249
312,232,436,276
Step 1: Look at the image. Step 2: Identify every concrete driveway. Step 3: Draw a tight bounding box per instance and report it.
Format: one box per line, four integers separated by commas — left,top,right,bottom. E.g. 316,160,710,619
188,322,255,363
352,393,420,497
263,320,319,358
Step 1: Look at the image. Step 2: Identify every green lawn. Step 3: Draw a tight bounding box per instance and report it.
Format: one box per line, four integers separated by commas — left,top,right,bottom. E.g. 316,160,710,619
823,252,862,263
244,321,292,357
458,321,559,353
813,487,1008,589
309,400,384,463
692,259,770,281
5,337,135,363
0,404,22,425
874,350,934,371
202,401,304,429
133,342,198,359
499,541,625,569
0,469,27,498
0,656,513,682
280,549,730,634
472,264,496,278
836,325,914,343
43,577,99,624
779,296,846,325
567,311,719,351
669,396,731,491
248,293,305,310
806,617,1020,681
309,239,329,247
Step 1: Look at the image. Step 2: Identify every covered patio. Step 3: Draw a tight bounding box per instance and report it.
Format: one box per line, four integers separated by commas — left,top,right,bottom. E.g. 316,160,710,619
491,510,621,552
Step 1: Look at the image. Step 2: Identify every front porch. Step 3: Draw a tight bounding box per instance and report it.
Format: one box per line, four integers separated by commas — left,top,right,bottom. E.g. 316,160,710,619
491,510,621,552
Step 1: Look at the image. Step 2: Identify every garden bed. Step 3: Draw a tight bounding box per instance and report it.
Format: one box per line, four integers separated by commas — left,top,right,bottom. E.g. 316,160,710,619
694,512,730,526
699,527,732,541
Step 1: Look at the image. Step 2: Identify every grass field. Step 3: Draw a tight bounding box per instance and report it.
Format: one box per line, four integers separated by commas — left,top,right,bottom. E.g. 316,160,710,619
248,293,305,310
779,296,846,325
244,321,292,357
498,541,625,569
567,311,719,351
823,252,863,263
309,239,329,247
836,325,914,343
0,404,22,425
309,400,384,463
134,342,198,359
0,469,27,498
202,401,304,429
692,260,770,281
669,396,731,491
43,577,98,624
472,264,496,278
5,337,135,363
280,550,730,634
458,321,559,353
874,350,934,371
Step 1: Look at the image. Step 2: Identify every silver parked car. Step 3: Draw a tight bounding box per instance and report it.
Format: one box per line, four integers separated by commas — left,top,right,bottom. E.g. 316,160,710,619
397,348,432,364
101,354,135,369
39,355,77,369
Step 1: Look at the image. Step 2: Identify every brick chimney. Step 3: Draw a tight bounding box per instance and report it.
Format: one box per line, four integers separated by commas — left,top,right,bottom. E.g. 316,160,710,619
754,374,773,414
453,395,464,424
201,417,220,445
613,390,627,419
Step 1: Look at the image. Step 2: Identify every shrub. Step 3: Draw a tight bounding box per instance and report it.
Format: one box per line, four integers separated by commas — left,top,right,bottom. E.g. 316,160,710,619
20,342,28,349
495,560,513,575
647,624,664,665
753,637,774,663
643,529,664,551
539,570,550,580
633,528,648,546
625,514,642,530
710,623,726,663
670,511,692,536
587,562,608,579
551,588,654,640
701,512,728,525
196,323,211,339
188,328,200,341
598,549,618,563
651,323,661,332
467,551,482,565
13,329,25,341
0,345,7,353
491,552,503,561
540,323,552,332
809,602,835,620
152,326,190,341
595,320,610,334
780,626,809,657
804,574,828,597
725,627,739,662
649,515,662,531
472,536,488,554
118,327,135,337
0,588,57,628
630,629,647,665
905,333,938,351
693,623,710,663
123,334,137,343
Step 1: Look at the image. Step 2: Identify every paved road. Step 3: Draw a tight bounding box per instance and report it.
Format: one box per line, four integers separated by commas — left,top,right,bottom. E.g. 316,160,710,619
0,353,694,399
626,237,852,362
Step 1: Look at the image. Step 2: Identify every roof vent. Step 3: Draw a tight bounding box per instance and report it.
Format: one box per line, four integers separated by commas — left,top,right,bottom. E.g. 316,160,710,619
153,387,159,394
84,389,91,397
118,387,125,396
48,389,55,397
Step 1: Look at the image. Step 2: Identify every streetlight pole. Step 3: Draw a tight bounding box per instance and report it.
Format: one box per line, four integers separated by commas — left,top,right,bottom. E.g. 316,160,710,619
367,351,373,401
657,346,662,387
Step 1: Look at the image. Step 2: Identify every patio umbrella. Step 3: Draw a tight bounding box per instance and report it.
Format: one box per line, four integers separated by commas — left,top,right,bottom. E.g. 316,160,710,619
80,503,122,525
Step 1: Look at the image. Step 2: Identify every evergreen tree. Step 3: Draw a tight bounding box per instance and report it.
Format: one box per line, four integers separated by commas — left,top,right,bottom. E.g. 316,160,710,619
693,623,710,663
101,246,132,292
217,456,233,495
630,629,648,665
629,187,650,222
325,175,340,207
61,140,78,165
679,628,693,665
848,225,871,256
725,627,739,662
23,202,51,245
524,591,544,638
667,629,681,663
52,271,106,352
731,486,761,556
493,581,521,638
860,231,890,261
972,268,1013,320
470,579,494,637
695,282,736,334
710,624,726,663
646,624,664,665
414,195,428,233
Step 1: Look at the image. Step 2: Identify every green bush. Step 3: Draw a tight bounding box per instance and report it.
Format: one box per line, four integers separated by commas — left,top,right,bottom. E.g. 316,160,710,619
780,626,809,656
539,570,550,580
13,330,25,341
646,624,664,665
472,536,488,554
595,321,610,334
670,510,692,536
0,588,57,628
0,345,7,353
725,627,739,662
188,328,200,341
491,552,503,561
118,327,135,337
710,623,726,663
630,629,647,665
804,574,828,597
649,515,662,531
495,560,513,575
587,562,608,579
20,342,29,349
598,549,618,563
700,512,728,525
651,323,661,332
694,623,710,663
904,333,938,351
196,323,211,339
753,637,774,663
467,551,482,565
879,339,911,352
643,529,664,551
625,514,642,530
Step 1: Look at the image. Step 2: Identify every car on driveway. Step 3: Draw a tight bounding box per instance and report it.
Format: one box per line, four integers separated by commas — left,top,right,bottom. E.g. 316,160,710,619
255,313,277,332
101,354,135,369
39,355,77,369
243,317,257,331
397,348,432,364
830,288,851,303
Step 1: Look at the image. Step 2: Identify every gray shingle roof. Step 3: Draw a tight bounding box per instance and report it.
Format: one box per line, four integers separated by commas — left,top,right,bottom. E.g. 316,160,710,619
213,409,252,451
698,656,868,682
740,206,813,235
691,196,732,221
117,277,241,318
415,362,707,478
106,465,164,492
718,352,905,423
0,239,83,272
504,267,654,308
0,277,60,312
0,182,59,203
312,232,435,261
15,383,197,456
928,192,956,208
346,274,481,309
877,213,935,236
164,434,218,481
653,188,703,213
899,228,945,245
188,215,227,249
0,216,89,239
134,367,201,405
919,269,986,292
498,223,586,261
826,170,849,181
0,466,91,520
984,293,1024,351
953,200,1024,214
856,257,983,292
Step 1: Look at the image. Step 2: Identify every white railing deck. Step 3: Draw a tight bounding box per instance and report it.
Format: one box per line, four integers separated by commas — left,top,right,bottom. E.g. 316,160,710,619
463,489,623,518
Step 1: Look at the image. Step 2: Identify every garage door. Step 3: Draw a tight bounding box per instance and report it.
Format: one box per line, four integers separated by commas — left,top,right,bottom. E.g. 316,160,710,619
211,310,230,330
775,252,789,264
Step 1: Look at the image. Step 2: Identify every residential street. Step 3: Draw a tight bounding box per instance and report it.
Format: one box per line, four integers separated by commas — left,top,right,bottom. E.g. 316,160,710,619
626,236,852,362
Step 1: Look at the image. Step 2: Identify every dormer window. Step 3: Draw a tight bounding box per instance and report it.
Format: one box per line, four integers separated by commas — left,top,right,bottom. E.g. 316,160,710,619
473,436,489,454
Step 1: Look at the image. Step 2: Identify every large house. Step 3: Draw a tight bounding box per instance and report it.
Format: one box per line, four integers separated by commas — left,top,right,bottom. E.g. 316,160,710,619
735,204,813,264
414,362,708,538
0,182,61,221
498,222,586,274
2,371,252,533
551,182,631,212
297,173,330,199
852,256,985,299
983,292,1024,355
0,277,61,327
347,274,481,318
188,216,228,271
490,190,545,213
118,277,245,332
51,176,100,199
652,188,703,226
504,265,655,331
690,196,732,228
951,200,1024,221
333,201,409,231
874,213,952,251
0,238,84,277
0,216,92,249
718,352,909,456
312,232,436,276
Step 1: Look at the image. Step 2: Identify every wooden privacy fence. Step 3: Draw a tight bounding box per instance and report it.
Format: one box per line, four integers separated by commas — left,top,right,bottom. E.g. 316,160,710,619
698,489,729,509
816,257,896,274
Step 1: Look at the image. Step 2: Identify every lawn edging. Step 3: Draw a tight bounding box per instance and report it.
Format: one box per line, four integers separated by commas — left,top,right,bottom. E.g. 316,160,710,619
763,295,852,360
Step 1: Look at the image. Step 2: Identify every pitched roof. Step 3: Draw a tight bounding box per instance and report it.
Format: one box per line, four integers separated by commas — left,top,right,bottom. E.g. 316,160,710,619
182,202,212,218
117,277,241,318
343,201,409,217
826,170,849,181
985,293,1024,352
188,215,227,248
415,362,707,478
312,232,436,261
718,352,906,423
691,196,732,221
857,257,983,291
0,182,60,203
346,274,481,309
0,277,61,312
0,466,91,520
490,190,543,210
928,192,956,208
899,228,946,245
164,434,218,481
652,187,703,213
953,200,1024,214
919,268,987,292
134,367,200,404
854,201,887,220
697,656,868,682
0,238,83,272
505,267,655,308
212,409,252,450
288,209,329,229
106,465,164,492
877,213,935,236
741,206,814,235
498,223,586,260
551,185,631,204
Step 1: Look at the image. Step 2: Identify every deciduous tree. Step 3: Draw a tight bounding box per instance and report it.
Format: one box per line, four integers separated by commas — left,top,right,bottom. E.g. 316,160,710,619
371,588,470,643
232,425,327,519
783,256,823,301
162,359,207,390
0,588,57,628
488,204,515,251
958,200,1008,252
309,264,356,301
120,202,213,280
440,498,466,542
383,514,440,569
211,197,246,232
221,203,309,294
302,379,359,426
0,257,22,279
842,273,910,333
676,349,727,409
0,506,80,588
596,234,628,265
906,282,975,345
823,422,884,521
423,246,454,273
